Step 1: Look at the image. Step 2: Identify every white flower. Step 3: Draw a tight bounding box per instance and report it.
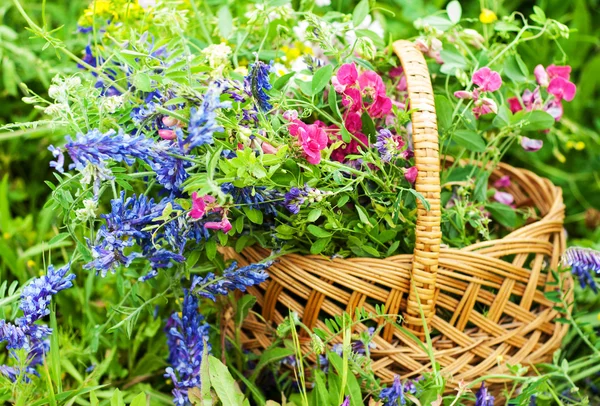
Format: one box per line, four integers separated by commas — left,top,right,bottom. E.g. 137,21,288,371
76,199,98,222
272,62,289,77
315,0,331,6
138,0,156,9
293,20,310,42
347,15,384,45
201,43,232,74
44,103,68,116
291,58,310,74
100,95,124,114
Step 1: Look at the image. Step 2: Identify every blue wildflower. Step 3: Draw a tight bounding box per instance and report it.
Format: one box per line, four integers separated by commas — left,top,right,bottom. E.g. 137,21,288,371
379,375,417,406
475,382,495,406
150,136,192,191
563,247,600,292
191,260,272,301
374,129,405,163
183,85,231,153
340,396,350,406
165,290,210,406
221,183,281,216
245,61,273,112
283,187,308,214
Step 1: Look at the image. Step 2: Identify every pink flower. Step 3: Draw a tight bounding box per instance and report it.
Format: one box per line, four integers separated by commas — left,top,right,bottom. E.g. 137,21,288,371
158,129,176,140
534,64,549,87
544,99,563,121
472,67,502,92
341,88,363,112
283,109,299,121
344,112,362,133
404,166,418,184
454,90,474,100
261,141,278,154
331,76,346,93
389,66,404,78
521,137,543,152
204,216,232,233
536,64,571,87
494,175,511,189
507,97,523,113
494,191,514,205
368,95,392,118
472,97,498,118
357,71,386,98
337,63,358,86
293,121,328,164
190,193,217,219
547,77,576,102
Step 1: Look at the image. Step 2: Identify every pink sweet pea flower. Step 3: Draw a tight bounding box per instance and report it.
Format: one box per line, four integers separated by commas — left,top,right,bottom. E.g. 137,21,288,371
357,71,386,98
331,76,346,93
521,137,543,152
204,216,232,233
158,129,176,140
389,66,404,78
330,131,368,163
494,191,514,205
546,65,571,80
190,193,217,219
472,97,498,118
344,112,362,133
404,166,418,184
283,109,299,121
494,175,511,189
337,63,358,86
472,67,502,92
341,87,363,112
534,64,549,87
293,121,328,164
547,77,576,102
261,141,278,154
507,97,523,113
544,99,563,121
368,95,392,118
454,90,474,100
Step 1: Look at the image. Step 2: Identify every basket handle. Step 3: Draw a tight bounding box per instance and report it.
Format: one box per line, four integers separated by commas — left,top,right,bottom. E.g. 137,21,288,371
392,40,442,334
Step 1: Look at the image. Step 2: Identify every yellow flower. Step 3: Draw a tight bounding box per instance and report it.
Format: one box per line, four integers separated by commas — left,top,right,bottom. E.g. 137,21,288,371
566,140,574,149
27,260,36,268
480,9,498,24
574,141,585,150
2,232,10,239
597,313,600,321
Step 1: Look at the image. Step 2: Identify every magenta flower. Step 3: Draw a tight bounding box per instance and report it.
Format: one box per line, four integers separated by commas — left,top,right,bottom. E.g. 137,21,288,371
494,175,511,189
472,67,502,92
158,129,177,140
548,77,576,102
521,137,543,152
190,193,217,219
357,71,386,98
494,191,514,205
404,166,418,184
337,63,358,86
283,109,298,121
290,120,328,164
472,97,498,118
344,112,362,133
535,64,572,87
330,131,368,163
204,216,232,233
368,95,393,118
261,141,278,154
341,87,363,112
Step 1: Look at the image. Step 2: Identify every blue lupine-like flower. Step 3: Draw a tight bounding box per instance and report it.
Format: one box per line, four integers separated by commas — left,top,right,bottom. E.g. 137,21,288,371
379,375,417,406
151,136,192,191
245,61,273,112
165,290,211,406
191,261,273,301
475,382,495,406
84,227,142,277
17,263,75,326
563,247,600,292
183,85,231,153
0,264,75,382
374,129,405,163
340,396,350,406
221,183,281,216
283,187,308,214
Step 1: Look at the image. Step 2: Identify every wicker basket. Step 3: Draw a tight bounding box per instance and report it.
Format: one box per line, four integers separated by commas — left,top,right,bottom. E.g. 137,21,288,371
224,40,572,385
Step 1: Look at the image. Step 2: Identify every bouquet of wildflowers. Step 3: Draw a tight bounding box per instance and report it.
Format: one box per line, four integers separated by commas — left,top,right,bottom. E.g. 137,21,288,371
2,0,592,404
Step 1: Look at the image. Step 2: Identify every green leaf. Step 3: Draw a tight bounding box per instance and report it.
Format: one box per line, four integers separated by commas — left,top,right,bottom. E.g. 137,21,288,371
250,347,294,381
328,352,362,406
311,65,334,96
208,355,245,406
492,105,511,128
111,389,125,406
504,55,529,83
512,110,555,131
243,207,263,224
236,295,257,327
452,129,486,152
434,95,453,134
446,1,462,24
474,172,490,202
307,225,332,238
0,174,11,233
129,393,146,406
356,205,372,226
217,6,233,39
205,239,217,260
439,48,467,75
494,21,521,32
310,238,330,255
273,72,295,90
307,208,322,222
352,0,370,27
421,15,453,31
361,113,376,138
362,245,381,258
199,344,212,405
133,73,152,92
486,202,517,228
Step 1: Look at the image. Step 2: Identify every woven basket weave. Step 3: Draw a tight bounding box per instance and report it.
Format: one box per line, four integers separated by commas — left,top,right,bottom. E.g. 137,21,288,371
224,40,572,384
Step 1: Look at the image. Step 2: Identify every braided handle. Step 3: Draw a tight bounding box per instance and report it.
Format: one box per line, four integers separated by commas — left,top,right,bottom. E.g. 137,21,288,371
392,40,442,334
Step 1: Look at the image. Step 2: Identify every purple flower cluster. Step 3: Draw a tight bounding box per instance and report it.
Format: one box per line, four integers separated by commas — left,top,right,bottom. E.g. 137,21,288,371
563,246,600,292
191,260,273,301
221,182,281,217
0,264,75,381
374,129,406,163
245,61,273,112
284,186,309,214
475,382,495,406
379,375,417,406
164,290,211,405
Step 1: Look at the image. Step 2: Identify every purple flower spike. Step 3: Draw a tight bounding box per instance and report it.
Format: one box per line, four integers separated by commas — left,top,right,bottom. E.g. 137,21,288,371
475,382,495,406
563,247,600,292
